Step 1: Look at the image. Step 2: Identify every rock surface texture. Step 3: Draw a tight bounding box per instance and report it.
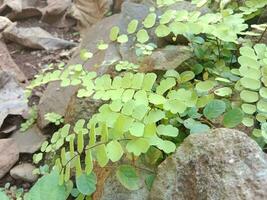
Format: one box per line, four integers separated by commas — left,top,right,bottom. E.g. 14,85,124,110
10,163,38,182
150,128,267,200
0,139,19,179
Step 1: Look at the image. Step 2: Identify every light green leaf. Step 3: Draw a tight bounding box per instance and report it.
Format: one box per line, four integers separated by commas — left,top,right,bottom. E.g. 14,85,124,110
144,109,165,123
95,144,109,167
260,87,267,99
240,77,261,90
257,99,267,113
156,124,179,137
240,90,259,103
180,71,195,83
155,24,170,37
129,122,145,137
126,138,150,156
241,103,256,114
156,78,176,95
143,13,157,28
214,87,232,97
127,20,139,34
116,165,141,191
109,26,120,41
142,73,157,91
223,108,244,128
203,100,226,120
0,191,9,200
25,170,69,200
137,29,149,43
117,34,129,43
76,172,97,195
106,140,124,162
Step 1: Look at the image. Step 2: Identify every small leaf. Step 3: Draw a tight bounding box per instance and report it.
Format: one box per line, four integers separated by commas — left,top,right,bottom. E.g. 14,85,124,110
137,29,150,43
109,26,120,41
116,165,141,190
129,122,145,137
127,19,139,34
223,108,244,128
126,138,150,156
106,140,124,162
214,87,232,97
143,13,157,28
155,24,170,37
203,100,226,120
117,34,129,43
156,124,179,137
95,144,109,167
76,172,97,195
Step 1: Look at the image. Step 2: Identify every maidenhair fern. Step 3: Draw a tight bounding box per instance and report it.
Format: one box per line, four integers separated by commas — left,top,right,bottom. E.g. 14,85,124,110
24,0,267,199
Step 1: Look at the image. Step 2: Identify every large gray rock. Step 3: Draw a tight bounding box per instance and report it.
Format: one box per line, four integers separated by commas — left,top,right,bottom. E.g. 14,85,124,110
10,163,38,182
150,128,267,200
0,139,19,179
100,169,150,200
3,24,76,51
11,125,47,154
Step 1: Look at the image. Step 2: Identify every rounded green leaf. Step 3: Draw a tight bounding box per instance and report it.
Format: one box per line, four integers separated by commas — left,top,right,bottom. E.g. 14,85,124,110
0,191,9,200
260,87,267,99
214,87,232,97
196,80,216,93
143,13,157,28
223,108,244,128
241,103,256,114
109,26,120,41
155,24,170,37
240,77,261,90
137,29,149,43
257,99,267,113
242,117,254,127
129,122,145,137
156,124,179,137
180,71,195,83
117,34,128,43
240,90,259,103
76,172,97,195
203,100,226,120
126,138,150,156
106,140,124,162
116,165,141,191
127,19,139,34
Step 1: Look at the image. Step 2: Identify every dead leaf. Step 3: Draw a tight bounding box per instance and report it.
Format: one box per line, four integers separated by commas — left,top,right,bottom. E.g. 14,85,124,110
70,0,113,35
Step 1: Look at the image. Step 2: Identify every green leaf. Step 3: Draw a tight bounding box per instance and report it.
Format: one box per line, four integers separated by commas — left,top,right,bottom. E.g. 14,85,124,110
180,71,195,83
143,13,157,28
257,99,267,113
196,80,216,93
190,123,210,134
137,29,149,43
127,20,139,34
223,108,244,128
80,49,93,61
214,87,232,97
156,124,179,137
169,21,188,35
0,191,9,200
109,26,120,41
76,172,97,195
160,9,175,24
156,78,176,95
129,122,145,137
240,90,259,103
203,100,226,120
241,103,256,114
117,34,129,43
260,87,267,99
240,77,261,90
95,144,109,167
116,165,141,191
126,138,150,156
142,73,157,91
144,109,165,123
155,24,170,37
25,170,69,200
106,140,124,162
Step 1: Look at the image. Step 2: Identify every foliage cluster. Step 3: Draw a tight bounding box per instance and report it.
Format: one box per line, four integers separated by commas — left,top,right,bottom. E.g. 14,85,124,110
15,0,267,199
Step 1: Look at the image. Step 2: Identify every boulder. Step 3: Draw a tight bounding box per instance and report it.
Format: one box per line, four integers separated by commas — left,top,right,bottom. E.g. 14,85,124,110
10,163,38,182
3,24,77,51
0,16,12,32
0,71,28,127
0,40,26,82
100,172,150,200
10,125,47,154
150,128,267,200
0,139,19,179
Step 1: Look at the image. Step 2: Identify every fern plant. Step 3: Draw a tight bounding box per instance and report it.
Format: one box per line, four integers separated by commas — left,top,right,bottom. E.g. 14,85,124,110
22,0,267,199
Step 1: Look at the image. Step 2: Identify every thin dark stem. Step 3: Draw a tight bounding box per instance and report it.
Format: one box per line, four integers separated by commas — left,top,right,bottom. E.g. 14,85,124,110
257,26,267,43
